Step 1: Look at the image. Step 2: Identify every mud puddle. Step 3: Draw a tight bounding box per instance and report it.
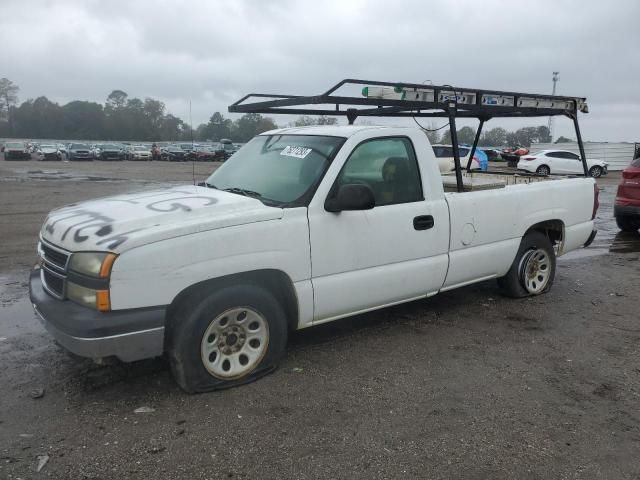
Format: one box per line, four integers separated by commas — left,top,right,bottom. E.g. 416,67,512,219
0,277,42,339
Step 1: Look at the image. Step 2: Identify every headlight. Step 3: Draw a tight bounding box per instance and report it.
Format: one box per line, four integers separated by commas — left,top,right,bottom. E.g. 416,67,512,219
68,252,116,278
67,281,111,311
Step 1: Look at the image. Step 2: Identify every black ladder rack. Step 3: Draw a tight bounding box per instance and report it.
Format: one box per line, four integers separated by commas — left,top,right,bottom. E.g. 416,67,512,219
228,78,590,192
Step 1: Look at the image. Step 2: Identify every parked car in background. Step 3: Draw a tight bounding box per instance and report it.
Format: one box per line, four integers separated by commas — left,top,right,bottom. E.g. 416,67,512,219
431,144,480,173
179,143,196,153
151,143,162,160
614,156,640,232
161,145,188,161
68,143,93,161
517,150,608,178
4,141,31,160
501,147,529,167
217,138,238,161
484,148,503,162
57,144,67,156
99,144,124,161
130,145,152,161
189,145,222,162
37,144,62,161
91,145,101,159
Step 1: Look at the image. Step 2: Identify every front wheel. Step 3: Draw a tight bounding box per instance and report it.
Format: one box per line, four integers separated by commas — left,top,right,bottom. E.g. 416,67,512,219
167,284,288,393
497,231,556,298
589,166,603,178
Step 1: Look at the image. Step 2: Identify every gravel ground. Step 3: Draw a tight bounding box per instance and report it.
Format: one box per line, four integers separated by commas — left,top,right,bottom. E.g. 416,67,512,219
0,158,639,479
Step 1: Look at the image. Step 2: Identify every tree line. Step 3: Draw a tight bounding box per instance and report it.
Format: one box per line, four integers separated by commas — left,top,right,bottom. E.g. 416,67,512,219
424,123,569,148
0,77,572,147
0,78,281,142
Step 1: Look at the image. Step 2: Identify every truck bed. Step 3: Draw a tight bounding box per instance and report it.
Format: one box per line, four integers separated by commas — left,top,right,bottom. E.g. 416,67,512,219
441,171,567,192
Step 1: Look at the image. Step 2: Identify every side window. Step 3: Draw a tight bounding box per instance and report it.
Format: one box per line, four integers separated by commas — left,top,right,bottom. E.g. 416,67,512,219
335,137,423,207
546,151,563,158
566,152,580,160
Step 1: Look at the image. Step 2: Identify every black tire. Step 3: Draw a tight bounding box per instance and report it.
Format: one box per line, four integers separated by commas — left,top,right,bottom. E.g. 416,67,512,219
166,284,288,393
616,216,640,232
536,165,550,176
497,231,556,298
589,166,603,178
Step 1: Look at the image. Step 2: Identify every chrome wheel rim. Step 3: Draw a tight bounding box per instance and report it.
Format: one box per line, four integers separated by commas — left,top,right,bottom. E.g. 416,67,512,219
519,248,551,294
200,307,269,379
590,167,601,178
538,166,549,176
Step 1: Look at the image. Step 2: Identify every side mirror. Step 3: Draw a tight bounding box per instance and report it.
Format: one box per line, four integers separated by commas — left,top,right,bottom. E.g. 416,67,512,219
325,183,375,213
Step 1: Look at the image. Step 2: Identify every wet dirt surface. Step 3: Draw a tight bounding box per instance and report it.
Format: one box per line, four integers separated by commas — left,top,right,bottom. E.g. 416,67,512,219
1,160,639,479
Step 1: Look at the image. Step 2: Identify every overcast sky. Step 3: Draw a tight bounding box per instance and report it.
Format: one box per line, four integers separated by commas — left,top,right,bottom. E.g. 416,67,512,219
2,0,639,141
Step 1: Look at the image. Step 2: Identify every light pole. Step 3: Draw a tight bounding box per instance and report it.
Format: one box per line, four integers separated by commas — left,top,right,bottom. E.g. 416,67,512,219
547,71,559,142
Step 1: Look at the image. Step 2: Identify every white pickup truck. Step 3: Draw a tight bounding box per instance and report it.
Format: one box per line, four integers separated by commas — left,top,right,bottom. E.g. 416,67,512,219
30,125,598,392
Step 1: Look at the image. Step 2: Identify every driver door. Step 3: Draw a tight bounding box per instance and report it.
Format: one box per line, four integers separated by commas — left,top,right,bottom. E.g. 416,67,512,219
307,135,449,323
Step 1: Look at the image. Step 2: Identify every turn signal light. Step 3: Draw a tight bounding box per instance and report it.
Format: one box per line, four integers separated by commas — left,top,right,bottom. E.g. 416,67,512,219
96,290,111,312
99,253,117,278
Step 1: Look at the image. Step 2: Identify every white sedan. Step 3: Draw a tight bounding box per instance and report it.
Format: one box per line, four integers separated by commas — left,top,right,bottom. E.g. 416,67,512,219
517,149,608,178
432,145,481,173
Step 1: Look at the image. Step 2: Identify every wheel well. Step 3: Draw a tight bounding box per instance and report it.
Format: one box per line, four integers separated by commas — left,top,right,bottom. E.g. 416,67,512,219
165,270,299,339
536,164,550,172
524,220,564,250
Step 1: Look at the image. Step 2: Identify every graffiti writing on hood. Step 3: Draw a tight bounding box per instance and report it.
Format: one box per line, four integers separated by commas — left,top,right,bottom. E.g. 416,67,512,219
44,208,143,249
103,189,218,212
43,189,219,249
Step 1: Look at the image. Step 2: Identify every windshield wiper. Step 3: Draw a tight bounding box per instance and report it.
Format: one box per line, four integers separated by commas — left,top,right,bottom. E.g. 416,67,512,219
204,182,217,189
223,187,263,198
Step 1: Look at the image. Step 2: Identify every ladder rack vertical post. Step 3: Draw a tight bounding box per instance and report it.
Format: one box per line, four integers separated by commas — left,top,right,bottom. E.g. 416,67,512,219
571,114,589,177
467,118,486,171
448,106,464,192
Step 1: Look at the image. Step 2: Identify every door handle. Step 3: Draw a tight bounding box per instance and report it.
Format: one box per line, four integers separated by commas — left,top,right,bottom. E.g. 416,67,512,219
413,215,434,230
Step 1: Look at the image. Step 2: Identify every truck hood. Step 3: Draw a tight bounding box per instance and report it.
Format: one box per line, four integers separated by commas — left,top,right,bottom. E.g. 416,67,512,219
40,185,283,253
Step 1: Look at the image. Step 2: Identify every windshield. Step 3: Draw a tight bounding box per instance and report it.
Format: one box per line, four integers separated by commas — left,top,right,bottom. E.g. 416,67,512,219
102,144,119,149
206,134,345,205
71,144,90,149
6,142,24,148
134,146,147,151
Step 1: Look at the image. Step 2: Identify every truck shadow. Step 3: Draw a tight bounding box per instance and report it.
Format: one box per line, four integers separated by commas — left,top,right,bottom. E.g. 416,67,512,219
55,279,511,396
609,230,640,254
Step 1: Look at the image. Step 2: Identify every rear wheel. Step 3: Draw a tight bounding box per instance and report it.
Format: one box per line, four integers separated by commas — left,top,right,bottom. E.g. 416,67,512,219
589,166,603,178
167,284,288,393
616,216,640,232
536,165,550,176
498,231,556,298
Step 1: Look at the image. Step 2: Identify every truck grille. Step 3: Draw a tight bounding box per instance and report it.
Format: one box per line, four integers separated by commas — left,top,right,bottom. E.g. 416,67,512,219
39,241,70,299
42,268,65,298
41,243,69,271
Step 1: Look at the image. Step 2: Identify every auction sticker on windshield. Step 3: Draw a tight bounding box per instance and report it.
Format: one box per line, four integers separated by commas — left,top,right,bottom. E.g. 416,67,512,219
280,146,312,158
